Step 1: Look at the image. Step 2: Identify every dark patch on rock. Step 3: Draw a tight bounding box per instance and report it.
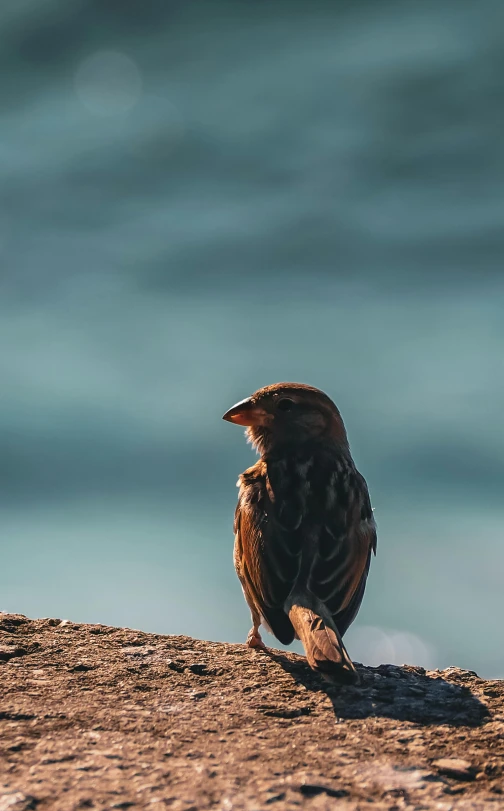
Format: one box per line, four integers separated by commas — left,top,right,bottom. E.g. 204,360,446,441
299,784,349,798
69,663,94,672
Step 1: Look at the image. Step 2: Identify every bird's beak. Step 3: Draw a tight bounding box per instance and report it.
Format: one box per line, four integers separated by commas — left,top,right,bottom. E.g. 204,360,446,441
222,397,270,427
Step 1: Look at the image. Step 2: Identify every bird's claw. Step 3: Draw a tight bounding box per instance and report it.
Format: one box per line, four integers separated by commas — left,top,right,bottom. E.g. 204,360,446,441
246,630,267,650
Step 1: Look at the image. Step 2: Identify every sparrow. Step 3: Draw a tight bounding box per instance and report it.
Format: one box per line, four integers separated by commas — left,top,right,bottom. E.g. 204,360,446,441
222,382,376,683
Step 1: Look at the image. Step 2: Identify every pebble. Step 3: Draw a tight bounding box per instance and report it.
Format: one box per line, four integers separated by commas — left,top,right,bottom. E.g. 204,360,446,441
433,758,478,781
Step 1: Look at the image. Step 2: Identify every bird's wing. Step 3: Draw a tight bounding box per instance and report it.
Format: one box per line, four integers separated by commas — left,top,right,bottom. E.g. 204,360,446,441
306,464,377,637
233,462,301,644
234,458,376,644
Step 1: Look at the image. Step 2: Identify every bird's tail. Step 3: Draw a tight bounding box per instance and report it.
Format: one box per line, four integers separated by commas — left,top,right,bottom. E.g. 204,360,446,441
288,605,359,684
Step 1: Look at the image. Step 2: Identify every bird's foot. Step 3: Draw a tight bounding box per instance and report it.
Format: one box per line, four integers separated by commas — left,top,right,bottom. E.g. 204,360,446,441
246,629,266,650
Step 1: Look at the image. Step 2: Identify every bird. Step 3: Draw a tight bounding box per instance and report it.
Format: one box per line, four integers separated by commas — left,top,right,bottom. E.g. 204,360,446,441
222,382,376,683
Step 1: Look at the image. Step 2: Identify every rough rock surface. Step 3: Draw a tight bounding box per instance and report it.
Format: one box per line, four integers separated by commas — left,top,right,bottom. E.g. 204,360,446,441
0,613,503,811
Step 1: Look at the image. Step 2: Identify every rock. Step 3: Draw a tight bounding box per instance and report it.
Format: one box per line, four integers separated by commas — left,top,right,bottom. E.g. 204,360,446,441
0,794,37,811
0,614,502,810
433,758,479,780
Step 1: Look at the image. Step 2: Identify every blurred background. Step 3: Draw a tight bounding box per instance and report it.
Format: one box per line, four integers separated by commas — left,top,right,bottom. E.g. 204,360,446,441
1,0,503,678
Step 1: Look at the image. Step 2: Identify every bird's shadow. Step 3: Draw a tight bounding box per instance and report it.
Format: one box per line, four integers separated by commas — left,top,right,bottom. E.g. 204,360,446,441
265,650,489,727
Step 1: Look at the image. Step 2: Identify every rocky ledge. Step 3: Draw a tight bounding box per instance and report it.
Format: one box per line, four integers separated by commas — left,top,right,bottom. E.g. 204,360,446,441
0,613,503,811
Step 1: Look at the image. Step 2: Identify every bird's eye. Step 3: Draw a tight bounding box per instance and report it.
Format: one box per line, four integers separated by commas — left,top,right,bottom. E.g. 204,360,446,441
276,398,295,412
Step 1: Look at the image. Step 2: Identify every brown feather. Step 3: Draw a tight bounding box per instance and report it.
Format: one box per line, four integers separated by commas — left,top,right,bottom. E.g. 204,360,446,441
288,605,358,683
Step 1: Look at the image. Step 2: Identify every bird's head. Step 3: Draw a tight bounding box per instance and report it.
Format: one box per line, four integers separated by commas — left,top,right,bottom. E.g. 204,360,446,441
222,382,348,455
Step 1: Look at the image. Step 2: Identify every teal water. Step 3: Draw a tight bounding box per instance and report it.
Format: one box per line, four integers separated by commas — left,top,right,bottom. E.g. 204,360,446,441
1,0,503,677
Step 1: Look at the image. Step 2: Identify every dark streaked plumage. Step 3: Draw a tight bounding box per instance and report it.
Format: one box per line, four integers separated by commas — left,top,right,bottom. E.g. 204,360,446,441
223,382,376,683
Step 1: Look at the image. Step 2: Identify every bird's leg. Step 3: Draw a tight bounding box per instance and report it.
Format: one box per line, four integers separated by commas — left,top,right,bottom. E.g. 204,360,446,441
246,627,266,649
246,608,266,650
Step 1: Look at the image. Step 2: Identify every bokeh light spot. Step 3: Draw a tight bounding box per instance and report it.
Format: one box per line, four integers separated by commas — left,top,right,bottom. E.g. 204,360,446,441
347,625,437,669
74,50,142,116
